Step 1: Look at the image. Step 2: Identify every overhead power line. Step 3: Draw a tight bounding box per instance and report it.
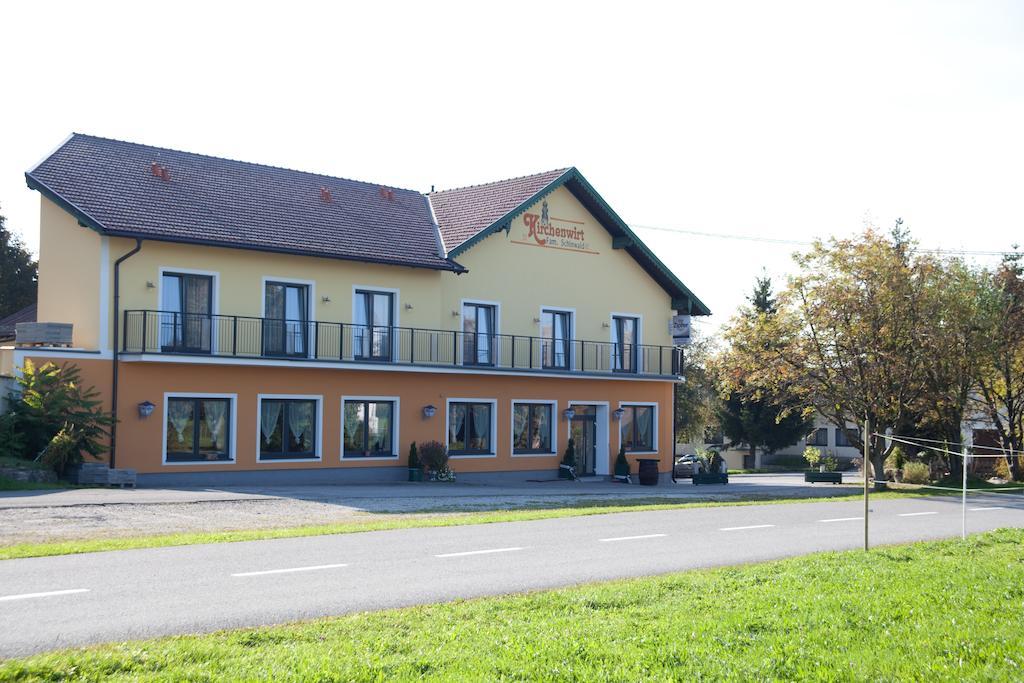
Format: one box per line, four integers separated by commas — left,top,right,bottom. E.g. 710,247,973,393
629,223,1014,258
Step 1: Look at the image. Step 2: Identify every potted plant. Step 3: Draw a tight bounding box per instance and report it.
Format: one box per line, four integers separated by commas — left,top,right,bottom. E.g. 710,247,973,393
559,437,576,480
419,440,455,482
692,449,729,485
407,442,423,482
804,445,842,483
613,444,631,483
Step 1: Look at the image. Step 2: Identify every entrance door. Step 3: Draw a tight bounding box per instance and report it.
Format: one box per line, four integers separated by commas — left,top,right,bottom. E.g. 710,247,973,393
570,413,597,476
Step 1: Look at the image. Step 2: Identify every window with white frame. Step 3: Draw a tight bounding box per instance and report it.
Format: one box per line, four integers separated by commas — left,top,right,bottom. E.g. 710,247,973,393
259,398,319,460
448,401,493,455
512,402,554,454
343,399,396,457
807,428,829,447
165,396,232,462
620,404,656,452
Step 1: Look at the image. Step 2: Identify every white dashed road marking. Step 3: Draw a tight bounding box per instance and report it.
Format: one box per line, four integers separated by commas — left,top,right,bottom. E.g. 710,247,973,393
232,564,348,577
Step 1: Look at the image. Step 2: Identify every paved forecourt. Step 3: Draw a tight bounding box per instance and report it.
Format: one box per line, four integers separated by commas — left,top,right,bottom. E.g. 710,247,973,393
1,491,1023,657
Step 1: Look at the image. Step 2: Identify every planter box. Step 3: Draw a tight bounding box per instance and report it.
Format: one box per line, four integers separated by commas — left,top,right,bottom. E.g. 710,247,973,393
408,468,423,482
558,464,576,480
804,471,842,484
692,472,729,485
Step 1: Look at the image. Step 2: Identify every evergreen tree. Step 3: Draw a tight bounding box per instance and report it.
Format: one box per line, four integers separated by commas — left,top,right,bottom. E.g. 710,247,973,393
0,206,38,318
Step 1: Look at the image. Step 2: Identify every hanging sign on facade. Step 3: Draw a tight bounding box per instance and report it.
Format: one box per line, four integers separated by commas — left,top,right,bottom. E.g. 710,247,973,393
511,199,599,255
669,314,691,346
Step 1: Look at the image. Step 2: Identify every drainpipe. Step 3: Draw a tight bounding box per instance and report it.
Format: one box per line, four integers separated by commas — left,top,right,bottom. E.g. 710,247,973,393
109,238,143,469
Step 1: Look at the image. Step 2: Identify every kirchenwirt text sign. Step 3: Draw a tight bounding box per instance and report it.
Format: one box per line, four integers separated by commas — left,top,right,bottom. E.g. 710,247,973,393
511,199,599,255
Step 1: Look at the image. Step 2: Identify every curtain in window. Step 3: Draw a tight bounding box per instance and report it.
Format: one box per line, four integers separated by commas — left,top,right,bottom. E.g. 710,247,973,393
534,406,550,450
450,403,466,446
289,402,315,450
344,402,363,448
261,400,282,445
202,400,227,450
637,407,653,448
477,307,491,363
472,405,489,448
371,402,391,452
184,276,210,349
168,400,193,442
513,405,528,446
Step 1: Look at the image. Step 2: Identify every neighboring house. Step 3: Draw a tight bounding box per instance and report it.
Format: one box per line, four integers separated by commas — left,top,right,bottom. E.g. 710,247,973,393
0,303,36,343
1,134,709,485
681,414,863,470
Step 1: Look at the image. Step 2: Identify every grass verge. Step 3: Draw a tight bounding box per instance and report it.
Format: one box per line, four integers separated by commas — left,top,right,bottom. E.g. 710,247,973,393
3,528,1022,681
0,489,927,561
0,476,67,492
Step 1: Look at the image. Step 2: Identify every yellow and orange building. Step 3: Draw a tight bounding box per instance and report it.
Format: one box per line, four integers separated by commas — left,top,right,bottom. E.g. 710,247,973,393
2,134,709,485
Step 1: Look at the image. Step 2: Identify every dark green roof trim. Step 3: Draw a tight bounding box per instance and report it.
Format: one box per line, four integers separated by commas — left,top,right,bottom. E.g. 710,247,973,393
448,168,711,316
26,172,468,274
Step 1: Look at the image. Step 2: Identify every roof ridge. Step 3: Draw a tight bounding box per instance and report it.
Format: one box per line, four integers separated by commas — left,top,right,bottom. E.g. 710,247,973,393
428,167,572,195
62,133,425,195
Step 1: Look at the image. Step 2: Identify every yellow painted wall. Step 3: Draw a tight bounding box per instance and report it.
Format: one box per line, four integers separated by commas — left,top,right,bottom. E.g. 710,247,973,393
441,185,674,346
37,197,103,349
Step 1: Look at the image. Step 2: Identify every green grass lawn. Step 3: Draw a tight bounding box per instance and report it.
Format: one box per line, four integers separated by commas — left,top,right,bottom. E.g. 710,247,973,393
0,489,905,561
3,529,1022,681
0,476,67,492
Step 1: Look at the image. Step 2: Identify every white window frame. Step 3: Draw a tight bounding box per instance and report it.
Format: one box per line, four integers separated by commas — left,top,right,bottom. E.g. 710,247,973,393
157,267,221,353
161,392,237,466
459,298,502,366
260,276,317,359
617,401,659,455
510,399,558,457
446,397,499,458
538,305,576,370
256,393,324,463
609,311,644,373
340,395,401,461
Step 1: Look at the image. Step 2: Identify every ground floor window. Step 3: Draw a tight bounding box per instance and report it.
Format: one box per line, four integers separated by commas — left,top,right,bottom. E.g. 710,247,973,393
448,401,493,455
343,399,396,457
808,428,829,447
166,397,232,462
835,427,860,447
513,402,553,454
620,404,655,452
259,398,318,460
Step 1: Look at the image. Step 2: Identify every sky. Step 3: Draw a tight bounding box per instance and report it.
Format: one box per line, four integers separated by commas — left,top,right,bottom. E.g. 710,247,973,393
1,1,1021,336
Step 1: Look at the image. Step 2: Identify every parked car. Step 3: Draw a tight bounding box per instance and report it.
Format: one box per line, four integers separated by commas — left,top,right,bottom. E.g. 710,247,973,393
673,454,704,479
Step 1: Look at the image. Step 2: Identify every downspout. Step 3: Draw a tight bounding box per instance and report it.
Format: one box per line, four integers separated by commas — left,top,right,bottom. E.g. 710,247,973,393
109,239,143,469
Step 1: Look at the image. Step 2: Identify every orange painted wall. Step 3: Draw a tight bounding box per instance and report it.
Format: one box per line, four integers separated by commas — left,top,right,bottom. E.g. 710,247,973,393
43,358,674,475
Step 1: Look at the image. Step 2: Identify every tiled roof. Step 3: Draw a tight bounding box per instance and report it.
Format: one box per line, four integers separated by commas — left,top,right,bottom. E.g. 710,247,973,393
27,134,462,271
0,303,36,340
427,168,570,252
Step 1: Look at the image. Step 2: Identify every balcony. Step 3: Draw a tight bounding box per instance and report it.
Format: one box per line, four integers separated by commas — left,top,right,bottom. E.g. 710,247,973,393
121,310,682,378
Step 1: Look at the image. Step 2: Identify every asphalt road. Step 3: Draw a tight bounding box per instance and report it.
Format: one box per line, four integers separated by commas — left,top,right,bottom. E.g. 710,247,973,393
2,491,1023,657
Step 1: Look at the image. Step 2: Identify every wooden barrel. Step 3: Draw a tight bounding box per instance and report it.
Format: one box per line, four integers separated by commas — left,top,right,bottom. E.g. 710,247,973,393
637,459,659,486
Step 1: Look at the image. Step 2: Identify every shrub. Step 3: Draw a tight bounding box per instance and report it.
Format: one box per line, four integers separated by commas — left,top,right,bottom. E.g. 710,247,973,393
561,438,576,468
614,444,629,475
41,425,81,477
803,446,822,468
11,360,113,464
0,412,24,460
418,440,448,472
823,455,838,472
407,442,421,470
902,461,931,485
885,446,906,471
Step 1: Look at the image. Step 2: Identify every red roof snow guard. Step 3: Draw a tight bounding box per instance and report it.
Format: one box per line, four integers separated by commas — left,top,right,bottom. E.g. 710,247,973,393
26,134,463,272
427,168,570,252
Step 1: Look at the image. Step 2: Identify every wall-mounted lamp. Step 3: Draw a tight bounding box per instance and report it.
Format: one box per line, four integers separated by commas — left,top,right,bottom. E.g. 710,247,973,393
145,281,156,289
321,296,331,303
601,322,611,329
533,317,541,324
562,407,576,421
138,400,156,418
422,404,437,419
612,407,626,421
405,303,414,311
452,310,461,317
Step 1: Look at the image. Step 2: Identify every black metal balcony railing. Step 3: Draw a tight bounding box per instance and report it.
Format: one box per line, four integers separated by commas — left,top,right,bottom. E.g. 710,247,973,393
122,310,682,377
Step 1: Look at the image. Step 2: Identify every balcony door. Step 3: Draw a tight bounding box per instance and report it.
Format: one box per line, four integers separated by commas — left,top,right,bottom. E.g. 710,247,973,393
354,290,393,361
541,309,572,370
264,282,309,357
161,272,212,353
462,303,495,366
612,315,638,372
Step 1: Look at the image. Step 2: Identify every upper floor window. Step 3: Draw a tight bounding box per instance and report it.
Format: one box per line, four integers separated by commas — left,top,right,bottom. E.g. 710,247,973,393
264,282,309,357
462,303,496,366
612,315,638,372
621,404,656,452
165,396,231,462
259,398,319,460
161,273,212,353
354,290,393,361
541,309,572,370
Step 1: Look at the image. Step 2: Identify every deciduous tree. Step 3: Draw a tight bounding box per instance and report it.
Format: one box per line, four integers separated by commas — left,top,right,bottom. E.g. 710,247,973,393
0,207,38,319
